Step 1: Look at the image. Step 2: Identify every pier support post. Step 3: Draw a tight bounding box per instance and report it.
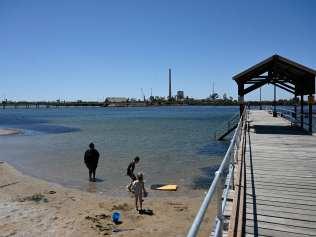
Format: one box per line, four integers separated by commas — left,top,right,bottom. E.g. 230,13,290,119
300,95,304,128
238,96,244,116
216,171,224,237
294,96,297,120
238,84,244,117
273,84,277,117
259,87,262,110
308,95,314,133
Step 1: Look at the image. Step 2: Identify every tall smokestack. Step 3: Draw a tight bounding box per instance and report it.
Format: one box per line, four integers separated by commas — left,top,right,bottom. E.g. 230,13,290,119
168,68,172,100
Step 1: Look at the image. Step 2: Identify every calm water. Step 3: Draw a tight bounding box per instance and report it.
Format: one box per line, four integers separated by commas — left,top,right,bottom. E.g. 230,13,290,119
0,106,238,197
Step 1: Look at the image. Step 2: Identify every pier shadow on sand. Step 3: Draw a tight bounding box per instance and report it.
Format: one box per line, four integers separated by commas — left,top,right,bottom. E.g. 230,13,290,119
191,166,219,190
196,142,229,156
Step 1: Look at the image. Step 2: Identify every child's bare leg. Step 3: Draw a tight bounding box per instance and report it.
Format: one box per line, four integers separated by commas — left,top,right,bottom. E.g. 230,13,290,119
135,195,139,211
139,192,143,210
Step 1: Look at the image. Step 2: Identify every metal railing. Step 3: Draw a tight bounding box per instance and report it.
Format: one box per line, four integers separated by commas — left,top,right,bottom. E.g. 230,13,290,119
262,106,315,133
267,107,311,128
214,113,240,140
187,109,247,237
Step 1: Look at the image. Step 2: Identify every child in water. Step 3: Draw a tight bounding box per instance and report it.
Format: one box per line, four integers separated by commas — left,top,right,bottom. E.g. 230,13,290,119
132,173,148,212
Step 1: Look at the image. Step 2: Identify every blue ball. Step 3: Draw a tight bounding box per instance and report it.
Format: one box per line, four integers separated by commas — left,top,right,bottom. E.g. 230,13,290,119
112,211,120,223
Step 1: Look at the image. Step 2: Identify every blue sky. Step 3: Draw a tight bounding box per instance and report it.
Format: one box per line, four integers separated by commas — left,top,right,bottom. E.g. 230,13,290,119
1,0,315,101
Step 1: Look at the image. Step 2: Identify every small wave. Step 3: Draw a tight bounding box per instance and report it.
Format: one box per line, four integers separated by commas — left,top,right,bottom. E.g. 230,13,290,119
7,124,80,135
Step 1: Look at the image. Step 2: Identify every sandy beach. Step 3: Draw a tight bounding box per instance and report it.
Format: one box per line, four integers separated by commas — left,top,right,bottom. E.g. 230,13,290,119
0,161,216,237
0,129,20,136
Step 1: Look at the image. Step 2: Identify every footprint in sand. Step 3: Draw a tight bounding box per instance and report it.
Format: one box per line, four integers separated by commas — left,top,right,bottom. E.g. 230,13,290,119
167,202,188,212
111,203,131,211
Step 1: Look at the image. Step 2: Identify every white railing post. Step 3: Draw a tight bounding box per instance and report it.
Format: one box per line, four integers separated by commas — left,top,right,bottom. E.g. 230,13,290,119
216,171,223,237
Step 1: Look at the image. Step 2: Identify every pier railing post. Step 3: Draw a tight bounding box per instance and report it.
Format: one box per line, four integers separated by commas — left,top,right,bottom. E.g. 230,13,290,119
216,171,223,237
301,95,304,128
308,95,314,133
273,84,277,117
294,96,297,121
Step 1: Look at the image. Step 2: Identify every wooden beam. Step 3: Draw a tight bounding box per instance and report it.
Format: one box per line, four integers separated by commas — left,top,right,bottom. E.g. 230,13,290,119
271,82,295,94
255,75,268,78
243,80,268,95
244,80,265,84
238,83,244,96
227,122,246,237
277,81,295,91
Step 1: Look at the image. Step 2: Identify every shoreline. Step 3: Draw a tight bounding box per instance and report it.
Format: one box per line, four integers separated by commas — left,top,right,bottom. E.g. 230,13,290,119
0,128,20,136
0,161,216,236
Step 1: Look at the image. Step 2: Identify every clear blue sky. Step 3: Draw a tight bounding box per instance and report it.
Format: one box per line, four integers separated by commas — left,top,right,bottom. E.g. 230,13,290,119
1,0,315,101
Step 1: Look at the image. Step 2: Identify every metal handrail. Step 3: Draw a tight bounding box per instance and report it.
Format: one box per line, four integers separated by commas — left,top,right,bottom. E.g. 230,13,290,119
214,113,240,140
263,106,310,126
276,108,310,126
186,109,247,237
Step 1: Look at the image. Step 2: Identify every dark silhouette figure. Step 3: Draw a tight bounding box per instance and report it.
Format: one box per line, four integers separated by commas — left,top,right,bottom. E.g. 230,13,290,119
127,156,140,192
84,143,100,182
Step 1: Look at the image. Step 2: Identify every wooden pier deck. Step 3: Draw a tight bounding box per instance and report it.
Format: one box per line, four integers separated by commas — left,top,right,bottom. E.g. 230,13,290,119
244,110,316,237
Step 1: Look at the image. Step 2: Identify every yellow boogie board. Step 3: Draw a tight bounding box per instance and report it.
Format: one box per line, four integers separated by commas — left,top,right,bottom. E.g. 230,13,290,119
150,184,178,191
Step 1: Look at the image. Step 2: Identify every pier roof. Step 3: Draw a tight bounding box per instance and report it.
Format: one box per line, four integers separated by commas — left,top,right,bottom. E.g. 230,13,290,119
233,54,316,96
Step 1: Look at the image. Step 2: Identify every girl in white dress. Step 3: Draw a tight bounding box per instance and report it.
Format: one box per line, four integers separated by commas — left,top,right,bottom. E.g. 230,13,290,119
132,173,147,212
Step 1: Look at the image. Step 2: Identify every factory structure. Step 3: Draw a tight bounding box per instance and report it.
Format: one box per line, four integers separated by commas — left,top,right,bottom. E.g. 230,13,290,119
168,68,184,101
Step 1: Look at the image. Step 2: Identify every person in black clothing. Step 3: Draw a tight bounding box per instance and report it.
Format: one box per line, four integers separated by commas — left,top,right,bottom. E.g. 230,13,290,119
127,156,140,192
84,143,100,182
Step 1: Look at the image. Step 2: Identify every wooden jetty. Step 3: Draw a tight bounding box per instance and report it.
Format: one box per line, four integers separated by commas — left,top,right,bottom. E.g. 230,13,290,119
228,110,316,237
187,55,315,237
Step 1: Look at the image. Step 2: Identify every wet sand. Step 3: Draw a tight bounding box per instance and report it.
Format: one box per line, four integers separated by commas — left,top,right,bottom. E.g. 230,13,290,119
0,161,216,237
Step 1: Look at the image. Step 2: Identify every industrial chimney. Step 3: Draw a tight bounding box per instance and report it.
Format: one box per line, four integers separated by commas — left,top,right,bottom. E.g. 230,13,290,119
168,68,172,100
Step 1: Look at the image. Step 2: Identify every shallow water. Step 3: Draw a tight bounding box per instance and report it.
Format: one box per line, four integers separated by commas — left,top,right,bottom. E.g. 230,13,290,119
0,106,238,197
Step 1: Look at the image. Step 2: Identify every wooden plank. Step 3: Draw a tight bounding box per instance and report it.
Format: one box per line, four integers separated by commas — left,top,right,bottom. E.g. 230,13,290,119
222,190,235,201
245,225,314,237
246,181,316,192
246,188,316,198
227,122,247,237
236,132,246,237
246,213,316,229
246,179,316,189
224,200,233,217
244,175,316,183
246,206,316,222
245,191,316,203
246,183,316,195
245,171,316,179
246,198,316,211
246,167,316,173
246,220,316,236
246,185,316,196
247,194,316,207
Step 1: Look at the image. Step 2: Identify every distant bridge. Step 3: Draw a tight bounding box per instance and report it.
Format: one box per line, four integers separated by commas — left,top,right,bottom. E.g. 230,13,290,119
1,101,104,109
